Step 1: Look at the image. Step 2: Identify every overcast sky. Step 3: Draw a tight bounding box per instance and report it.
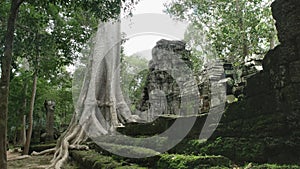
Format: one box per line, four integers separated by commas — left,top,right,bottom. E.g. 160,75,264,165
122,0,184,58
132,0,166,14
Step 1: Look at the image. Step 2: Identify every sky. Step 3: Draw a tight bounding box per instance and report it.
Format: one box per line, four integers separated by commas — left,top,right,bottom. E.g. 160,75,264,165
132,0,166,14
122,0,187,59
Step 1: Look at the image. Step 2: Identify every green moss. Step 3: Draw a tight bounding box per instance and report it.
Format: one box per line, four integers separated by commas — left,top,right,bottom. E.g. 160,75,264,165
169,139,207,154
90,135,170,152
198,137,265,163
115,165,147,169
70,150,122,169
170,137,266,163
157,154,231,169
96,142,160,157
250,163,300,169
70,150,151,169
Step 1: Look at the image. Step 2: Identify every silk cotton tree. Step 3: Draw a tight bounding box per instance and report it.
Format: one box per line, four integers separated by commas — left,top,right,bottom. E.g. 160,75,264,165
37,20,140,169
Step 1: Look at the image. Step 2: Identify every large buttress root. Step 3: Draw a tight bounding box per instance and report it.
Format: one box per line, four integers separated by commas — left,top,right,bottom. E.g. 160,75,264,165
45,115,86,169
40,20,140,168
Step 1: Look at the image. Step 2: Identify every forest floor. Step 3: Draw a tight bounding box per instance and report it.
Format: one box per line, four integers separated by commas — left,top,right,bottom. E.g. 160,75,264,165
7,150,79,169
8,151,51,169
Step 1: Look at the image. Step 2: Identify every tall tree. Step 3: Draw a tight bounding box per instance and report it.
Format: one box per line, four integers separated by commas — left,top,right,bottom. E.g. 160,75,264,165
22,68,37,155
46,19,140,169
165,0,277,66
0,0,24,168
44,1,140,167
1,0,138,168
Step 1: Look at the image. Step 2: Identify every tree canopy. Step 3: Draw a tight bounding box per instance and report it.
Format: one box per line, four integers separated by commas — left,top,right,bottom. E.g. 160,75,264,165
165,0,278,66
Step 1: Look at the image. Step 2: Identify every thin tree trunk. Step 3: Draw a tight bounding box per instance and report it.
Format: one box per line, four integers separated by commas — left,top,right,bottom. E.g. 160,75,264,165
236,0,248,60
21,115,26,146
23,71,38,155
18,82,27,145
0,0,23,168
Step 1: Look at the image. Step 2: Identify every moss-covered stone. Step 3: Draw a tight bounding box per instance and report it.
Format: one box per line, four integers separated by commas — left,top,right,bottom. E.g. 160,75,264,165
170,136,299,164
95,142,160,157
115,165,147,169
169,137,265,163
250,164,300,169
70,150,121,169
199,137,266,163
157,154,231,169
168,139,208,155
90,142,161,167
89,135,171,152
70,150,149,169
116,114,208,139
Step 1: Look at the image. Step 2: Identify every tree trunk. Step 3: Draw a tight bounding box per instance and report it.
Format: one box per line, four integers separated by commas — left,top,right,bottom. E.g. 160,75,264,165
22,71,38,155
45,100,55,142
17,82,27,145
235,0,249,61
47,19,139,169
0,0,23,168
21,115,26,146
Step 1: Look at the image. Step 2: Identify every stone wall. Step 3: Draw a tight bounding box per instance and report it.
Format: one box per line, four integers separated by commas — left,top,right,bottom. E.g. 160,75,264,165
210,0,300,164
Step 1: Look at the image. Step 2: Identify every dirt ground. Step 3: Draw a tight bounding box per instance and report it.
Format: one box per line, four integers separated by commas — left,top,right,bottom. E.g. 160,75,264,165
7,150,52,169
7,150,79,169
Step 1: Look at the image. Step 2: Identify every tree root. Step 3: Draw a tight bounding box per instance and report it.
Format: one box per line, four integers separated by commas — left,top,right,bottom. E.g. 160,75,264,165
47,125,82,169
69,145,89,150
7,155,31,161
48,113,99,169
31,148,56,156
40,103,140,169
